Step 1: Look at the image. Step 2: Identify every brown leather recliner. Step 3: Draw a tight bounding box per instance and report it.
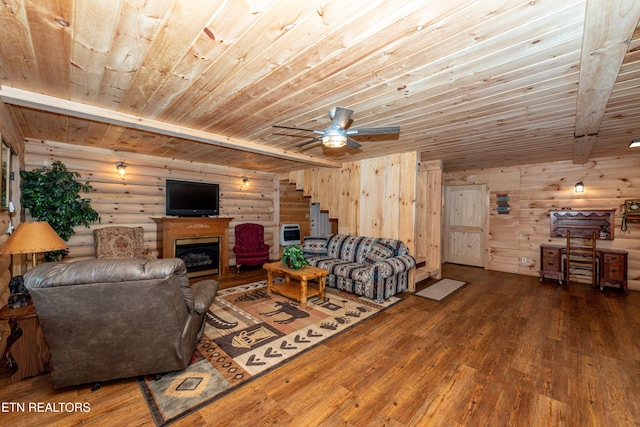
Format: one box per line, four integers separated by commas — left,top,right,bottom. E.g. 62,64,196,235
24,258,218,389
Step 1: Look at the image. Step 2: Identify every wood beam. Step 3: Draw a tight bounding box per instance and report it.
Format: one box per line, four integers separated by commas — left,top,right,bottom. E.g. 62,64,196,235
574,0,640,164
0,86,342,169
573,134,597,164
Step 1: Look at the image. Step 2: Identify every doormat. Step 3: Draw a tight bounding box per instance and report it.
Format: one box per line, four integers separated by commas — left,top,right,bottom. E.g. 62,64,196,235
415,278,468,301
138,279,399,426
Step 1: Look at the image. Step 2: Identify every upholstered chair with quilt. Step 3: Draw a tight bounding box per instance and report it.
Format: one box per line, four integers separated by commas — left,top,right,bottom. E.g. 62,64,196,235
24,257,219,389
93,226,158,260
233,223,270,273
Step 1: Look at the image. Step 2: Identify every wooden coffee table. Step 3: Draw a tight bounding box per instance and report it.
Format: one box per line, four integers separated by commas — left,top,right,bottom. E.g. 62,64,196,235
263,262,328,306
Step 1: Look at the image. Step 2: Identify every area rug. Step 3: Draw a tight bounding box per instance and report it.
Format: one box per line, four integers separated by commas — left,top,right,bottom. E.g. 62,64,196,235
138,279,399,426
415,278,468,301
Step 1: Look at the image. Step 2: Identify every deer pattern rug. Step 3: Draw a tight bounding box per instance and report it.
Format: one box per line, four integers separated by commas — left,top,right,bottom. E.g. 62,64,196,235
138,279,399,426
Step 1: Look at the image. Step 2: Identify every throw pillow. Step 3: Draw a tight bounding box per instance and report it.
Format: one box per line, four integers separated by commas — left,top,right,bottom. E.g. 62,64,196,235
364,242,396,265
94,227,143,259
301,236,328,256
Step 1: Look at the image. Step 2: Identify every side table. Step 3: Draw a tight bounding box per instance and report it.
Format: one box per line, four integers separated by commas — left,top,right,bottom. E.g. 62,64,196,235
0,302,51,385
263,262,328,306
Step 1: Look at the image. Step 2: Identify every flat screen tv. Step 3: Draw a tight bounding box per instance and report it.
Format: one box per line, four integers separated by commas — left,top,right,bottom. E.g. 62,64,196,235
166,179,219,217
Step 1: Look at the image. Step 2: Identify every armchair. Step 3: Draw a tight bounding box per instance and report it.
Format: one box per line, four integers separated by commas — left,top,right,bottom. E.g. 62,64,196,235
93,226,159,260
24,258,218,389
233,223,270,273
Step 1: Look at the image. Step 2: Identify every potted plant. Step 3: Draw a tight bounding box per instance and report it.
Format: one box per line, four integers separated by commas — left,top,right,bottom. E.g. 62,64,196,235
281,245,308,269
20,160,100,261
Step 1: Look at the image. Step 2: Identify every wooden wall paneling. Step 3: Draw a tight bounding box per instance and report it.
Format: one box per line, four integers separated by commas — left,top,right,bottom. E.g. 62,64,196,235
312,168,321,203
289,152,432,288
339,161,360,235
488,191,520,274
415,166,428,263
383,154,401,240
398,152,418,252
416,160,443,281
323,167,340,217
291,153,421,242
24,140,277,266
359,157,386,237
288,170,305,191
445,155,640,291
303,168,313,198
278,178,311,241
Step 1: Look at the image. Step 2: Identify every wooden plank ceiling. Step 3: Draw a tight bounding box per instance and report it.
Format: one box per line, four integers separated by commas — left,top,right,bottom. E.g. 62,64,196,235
0,0,639,173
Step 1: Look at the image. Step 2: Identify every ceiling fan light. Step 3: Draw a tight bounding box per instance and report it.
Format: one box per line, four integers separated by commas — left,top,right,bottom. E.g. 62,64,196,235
322,134,347,148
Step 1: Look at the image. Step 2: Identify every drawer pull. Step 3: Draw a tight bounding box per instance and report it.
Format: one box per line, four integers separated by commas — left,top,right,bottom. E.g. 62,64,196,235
611,269,617,273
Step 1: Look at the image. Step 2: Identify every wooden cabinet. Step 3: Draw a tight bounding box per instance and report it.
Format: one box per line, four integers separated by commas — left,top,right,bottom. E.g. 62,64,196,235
600,250,628,293
540,245,563,284
539,245,628,293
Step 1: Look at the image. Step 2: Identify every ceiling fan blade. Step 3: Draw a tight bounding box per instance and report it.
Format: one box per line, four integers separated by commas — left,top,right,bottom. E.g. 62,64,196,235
346,137,362,149
331,107,354,129
348,126,400,136
296,137,322,147
273,124,317,132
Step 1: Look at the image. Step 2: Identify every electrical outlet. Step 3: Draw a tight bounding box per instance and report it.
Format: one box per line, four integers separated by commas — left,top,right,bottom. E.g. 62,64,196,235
521,257,527,264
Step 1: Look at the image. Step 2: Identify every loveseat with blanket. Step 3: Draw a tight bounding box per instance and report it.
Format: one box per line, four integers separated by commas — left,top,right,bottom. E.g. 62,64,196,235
301,233,416,302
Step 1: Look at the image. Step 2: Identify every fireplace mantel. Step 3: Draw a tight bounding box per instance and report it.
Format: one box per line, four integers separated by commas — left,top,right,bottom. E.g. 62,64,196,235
153,217,233,275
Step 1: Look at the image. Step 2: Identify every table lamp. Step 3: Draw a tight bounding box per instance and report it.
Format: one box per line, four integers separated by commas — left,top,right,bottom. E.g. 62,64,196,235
0,221,68,267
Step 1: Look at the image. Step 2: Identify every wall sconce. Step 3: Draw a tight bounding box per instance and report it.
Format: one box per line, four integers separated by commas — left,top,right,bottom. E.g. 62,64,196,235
574,181,585,193
116,161,127,176
242,177,250,188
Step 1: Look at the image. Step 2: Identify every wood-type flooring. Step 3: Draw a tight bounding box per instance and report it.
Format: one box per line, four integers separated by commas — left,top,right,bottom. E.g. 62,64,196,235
1,263,638,426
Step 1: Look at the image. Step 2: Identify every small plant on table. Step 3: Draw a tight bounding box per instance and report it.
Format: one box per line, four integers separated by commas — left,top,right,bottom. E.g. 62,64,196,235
281,245,308,270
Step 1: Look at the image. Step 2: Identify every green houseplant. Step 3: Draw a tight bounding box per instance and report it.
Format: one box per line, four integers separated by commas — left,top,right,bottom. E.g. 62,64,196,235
281,245,308,269
20,160,100,261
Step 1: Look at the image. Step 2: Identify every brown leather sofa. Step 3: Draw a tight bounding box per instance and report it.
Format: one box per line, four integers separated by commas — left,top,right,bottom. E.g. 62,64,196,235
24,258,218,389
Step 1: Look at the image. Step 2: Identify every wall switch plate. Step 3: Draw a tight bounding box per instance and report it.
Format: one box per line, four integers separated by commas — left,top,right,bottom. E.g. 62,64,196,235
521,257,527,264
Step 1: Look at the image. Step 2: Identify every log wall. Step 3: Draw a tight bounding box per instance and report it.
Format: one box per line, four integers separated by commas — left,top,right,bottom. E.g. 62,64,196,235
23,140,278,266
444,155,640,291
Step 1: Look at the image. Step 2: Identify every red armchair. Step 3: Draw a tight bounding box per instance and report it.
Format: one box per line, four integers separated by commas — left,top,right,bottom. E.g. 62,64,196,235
233,223,270,273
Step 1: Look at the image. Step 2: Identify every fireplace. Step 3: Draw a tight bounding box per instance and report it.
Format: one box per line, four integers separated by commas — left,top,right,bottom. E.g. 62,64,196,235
175,236,220,278
153,217,233,275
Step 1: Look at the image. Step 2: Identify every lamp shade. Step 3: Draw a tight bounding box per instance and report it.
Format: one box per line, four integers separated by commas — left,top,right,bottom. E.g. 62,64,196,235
0,222,68,255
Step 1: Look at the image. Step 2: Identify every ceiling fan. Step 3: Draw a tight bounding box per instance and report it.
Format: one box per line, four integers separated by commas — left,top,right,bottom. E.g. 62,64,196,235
273,107,400,149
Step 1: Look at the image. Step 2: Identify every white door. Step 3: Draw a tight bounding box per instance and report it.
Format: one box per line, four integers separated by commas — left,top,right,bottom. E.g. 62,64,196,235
444,184,487,267
310,203,331,236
